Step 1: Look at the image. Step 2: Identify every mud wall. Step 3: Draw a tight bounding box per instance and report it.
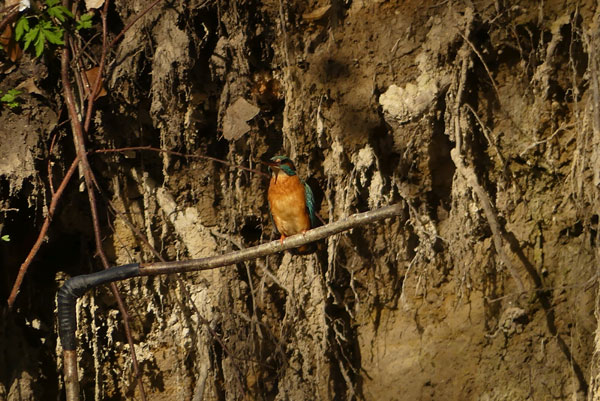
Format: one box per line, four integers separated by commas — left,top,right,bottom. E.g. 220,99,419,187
1,0,600,400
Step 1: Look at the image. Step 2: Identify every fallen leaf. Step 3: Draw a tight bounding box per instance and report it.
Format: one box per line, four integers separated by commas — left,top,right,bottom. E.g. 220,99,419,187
0,25,22,62
17,77,44,96
222,98,260,141
83,66,107,99
302,4,331,21
0,26,11,47
85,0,104,10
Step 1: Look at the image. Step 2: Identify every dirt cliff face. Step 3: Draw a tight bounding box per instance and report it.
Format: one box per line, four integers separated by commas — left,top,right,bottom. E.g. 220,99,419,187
1,0,599,400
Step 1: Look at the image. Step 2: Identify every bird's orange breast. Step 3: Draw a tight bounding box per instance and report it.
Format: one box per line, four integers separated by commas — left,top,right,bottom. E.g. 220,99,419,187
268,174,310,237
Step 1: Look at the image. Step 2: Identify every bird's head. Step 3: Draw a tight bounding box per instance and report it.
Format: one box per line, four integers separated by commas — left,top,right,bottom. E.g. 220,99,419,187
262,155,297,179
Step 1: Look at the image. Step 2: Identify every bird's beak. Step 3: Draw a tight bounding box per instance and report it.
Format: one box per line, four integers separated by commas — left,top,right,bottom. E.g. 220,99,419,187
260,160,279,182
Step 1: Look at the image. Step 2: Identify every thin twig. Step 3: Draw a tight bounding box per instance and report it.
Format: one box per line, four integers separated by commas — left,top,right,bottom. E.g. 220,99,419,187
519,122,575,157
108,0,164,49
6,155,82,309
83,0,110,132
91,145,270,177
48,132,60,196
71,31,102,67
458,30,502,105
68,36,86,112
464,103,507,167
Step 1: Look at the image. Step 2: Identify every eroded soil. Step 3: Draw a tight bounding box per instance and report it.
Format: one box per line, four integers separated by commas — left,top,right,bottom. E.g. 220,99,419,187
1,0,599,400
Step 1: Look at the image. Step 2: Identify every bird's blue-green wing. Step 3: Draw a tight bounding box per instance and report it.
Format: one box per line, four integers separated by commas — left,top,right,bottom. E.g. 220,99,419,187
303,180,317,228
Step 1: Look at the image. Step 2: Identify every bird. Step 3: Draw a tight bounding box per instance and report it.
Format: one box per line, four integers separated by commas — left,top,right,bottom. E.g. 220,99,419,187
262,155,316,253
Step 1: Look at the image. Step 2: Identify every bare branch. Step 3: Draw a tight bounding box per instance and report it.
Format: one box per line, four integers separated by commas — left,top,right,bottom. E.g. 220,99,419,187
6,155,82,309
140,203,403,275
91,145,270,177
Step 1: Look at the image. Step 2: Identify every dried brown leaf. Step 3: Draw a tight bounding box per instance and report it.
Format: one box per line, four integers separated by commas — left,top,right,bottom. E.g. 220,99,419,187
222,98,260,141
0,25,22,62
83,66,107,99
85,0,104,10
17,77,44,96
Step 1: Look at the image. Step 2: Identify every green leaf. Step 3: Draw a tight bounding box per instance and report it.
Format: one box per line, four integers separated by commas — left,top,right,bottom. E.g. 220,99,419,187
0,89,21,109
23,26,40,51
46,6,60,20
76,13,93,30
1,235,10,242
57,6,73,18
34,33,45,57
4,89,21,98
42,26,64,45
14,0,72,57
39,19,52,30
47,5,73,22
15,17,30,41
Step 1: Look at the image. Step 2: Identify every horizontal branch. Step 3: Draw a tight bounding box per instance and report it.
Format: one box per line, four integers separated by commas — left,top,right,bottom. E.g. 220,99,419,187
58,201,403,371
58,203,404,351
140,203,404,275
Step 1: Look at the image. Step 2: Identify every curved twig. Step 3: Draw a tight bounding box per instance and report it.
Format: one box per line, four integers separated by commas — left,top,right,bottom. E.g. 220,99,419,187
6,155,81,309
91,145,270,177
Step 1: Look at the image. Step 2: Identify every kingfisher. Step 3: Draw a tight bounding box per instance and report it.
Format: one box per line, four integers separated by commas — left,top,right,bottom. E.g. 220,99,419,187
262,155,316,253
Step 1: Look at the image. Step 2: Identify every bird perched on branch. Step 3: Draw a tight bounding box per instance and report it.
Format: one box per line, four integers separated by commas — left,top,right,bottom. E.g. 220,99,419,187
262,155,316,253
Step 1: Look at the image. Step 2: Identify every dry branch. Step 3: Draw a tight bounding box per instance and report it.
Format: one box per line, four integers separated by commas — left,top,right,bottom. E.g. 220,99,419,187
139,203,403,275
6,155,81,309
